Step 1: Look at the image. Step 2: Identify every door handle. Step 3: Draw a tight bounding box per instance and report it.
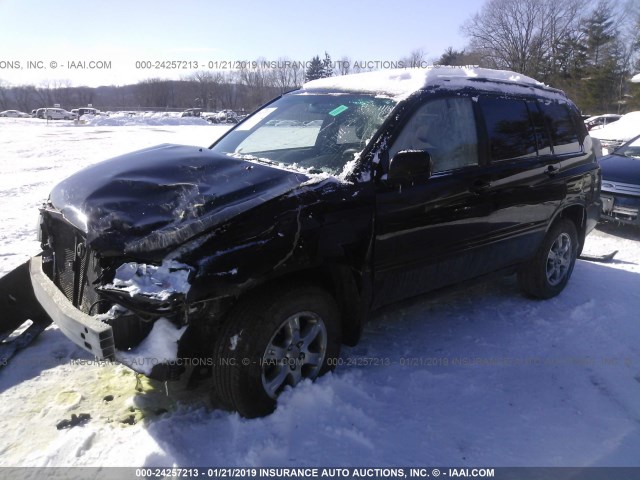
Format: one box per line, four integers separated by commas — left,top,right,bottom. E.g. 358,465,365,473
545,164,560,177
470,179,491,194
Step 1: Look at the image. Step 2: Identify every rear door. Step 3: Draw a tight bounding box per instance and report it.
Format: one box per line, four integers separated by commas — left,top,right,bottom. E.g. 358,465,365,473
467,95,569,266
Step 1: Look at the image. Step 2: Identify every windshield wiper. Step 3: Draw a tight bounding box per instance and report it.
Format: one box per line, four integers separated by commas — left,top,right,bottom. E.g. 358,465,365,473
231,153,279,166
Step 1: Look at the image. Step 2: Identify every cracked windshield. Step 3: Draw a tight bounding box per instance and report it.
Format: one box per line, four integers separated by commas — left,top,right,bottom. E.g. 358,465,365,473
211,94,396,174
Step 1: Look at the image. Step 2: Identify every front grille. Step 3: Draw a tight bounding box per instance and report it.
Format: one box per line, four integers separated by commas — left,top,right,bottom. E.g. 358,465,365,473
51,220,77,302
47,215,105,314
601,180,640,197
80,251,103,314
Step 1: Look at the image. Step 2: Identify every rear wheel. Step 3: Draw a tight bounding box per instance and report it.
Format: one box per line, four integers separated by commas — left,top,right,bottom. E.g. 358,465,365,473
518,219,578,299
211,285,341,417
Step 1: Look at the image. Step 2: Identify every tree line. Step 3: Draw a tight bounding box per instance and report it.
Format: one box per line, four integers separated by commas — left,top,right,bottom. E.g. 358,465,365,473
456,0,640,113
1,0,638,115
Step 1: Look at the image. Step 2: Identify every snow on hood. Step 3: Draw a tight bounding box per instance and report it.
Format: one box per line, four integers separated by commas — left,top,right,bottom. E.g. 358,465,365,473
589,111,640,142
303,66,545,99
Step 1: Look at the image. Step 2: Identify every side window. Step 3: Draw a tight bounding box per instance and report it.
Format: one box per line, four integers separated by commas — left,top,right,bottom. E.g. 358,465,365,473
389,97,479,173
538,101,582,154
526,100,552,156
478,96,537,161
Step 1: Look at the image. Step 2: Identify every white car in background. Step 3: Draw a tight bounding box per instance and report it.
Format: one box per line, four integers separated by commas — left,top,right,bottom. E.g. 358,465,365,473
43,108,74,120
584,113,621,131
0,110,31,118
589,111,640,154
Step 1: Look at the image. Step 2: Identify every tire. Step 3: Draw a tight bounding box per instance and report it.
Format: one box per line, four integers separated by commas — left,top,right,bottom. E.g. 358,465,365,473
211,285,341,418
518,219,578,299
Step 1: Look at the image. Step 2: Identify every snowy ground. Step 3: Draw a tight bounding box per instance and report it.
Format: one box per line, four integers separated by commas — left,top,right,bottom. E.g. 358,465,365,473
0,117,639,467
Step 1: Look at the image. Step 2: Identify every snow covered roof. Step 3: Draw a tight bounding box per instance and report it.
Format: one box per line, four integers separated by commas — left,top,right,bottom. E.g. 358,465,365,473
632,73,640,83
302,67,546,98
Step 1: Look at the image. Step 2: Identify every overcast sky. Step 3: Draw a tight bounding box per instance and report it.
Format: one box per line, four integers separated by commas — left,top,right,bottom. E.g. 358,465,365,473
0,0,486,87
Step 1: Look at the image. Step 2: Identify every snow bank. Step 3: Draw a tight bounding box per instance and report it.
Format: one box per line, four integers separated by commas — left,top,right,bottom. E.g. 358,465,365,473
82,112,209,126
116,318,187,375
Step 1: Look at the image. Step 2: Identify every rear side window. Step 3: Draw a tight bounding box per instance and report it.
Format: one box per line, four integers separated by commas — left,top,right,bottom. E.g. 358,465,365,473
526,100,552,156
478,96,537,161
538,101,581,154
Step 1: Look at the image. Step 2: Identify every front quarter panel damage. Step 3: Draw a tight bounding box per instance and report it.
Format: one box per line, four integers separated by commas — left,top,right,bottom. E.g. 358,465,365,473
174,178,375,309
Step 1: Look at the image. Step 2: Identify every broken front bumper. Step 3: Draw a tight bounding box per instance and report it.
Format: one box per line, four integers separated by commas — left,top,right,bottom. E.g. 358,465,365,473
29,255,116,360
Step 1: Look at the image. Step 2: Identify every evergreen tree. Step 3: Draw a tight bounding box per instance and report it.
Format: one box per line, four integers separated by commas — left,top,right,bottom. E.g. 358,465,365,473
584,0,617,67
436,47,468,66
322,52,334,78
305,55,325,82
305,53,334,81
580,1,622,112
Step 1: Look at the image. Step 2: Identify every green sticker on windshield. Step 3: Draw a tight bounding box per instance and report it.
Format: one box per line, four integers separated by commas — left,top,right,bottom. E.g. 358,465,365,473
329,105,348,116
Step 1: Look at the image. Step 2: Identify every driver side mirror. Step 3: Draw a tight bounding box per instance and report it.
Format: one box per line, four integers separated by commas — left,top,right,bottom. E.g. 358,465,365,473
388,150,432,186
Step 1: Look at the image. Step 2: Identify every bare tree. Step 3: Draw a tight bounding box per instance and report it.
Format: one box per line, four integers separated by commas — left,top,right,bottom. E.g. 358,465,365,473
219,72,240,110
52,79,73,108
35,81,54,107
135,78,175,108
75,86,95,107
0,80,8,110
238,58,277,109
190,70,225,110
270,57,304,93
14,86,37,112
337,56,352,76
462,0,586,78
402,49,427,68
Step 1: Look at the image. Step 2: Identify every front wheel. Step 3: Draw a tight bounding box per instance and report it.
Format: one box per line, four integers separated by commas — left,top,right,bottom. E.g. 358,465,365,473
211,285,341,417
518,219,578,299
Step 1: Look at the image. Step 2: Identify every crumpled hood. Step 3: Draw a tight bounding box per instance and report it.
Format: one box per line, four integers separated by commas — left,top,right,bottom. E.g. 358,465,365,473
49,144,310,256
599,153,640,185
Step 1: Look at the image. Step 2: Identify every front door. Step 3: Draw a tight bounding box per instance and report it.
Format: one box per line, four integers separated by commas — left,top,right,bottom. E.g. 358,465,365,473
373,95,498,306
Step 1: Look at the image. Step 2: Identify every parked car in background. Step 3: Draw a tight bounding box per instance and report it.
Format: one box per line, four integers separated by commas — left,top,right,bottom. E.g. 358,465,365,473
181,108,202,117
584,114,621,131
0,110,31,118
43,108,74,120
599,134,640,225
206,109,238,123
34,108,46,119
590,111,640,154
76,107,100,118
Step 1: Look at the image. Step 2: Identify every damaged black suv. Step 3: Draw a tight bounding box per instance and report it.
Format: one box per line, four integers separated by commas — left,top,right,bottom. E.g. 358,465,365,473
23,67,600,417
